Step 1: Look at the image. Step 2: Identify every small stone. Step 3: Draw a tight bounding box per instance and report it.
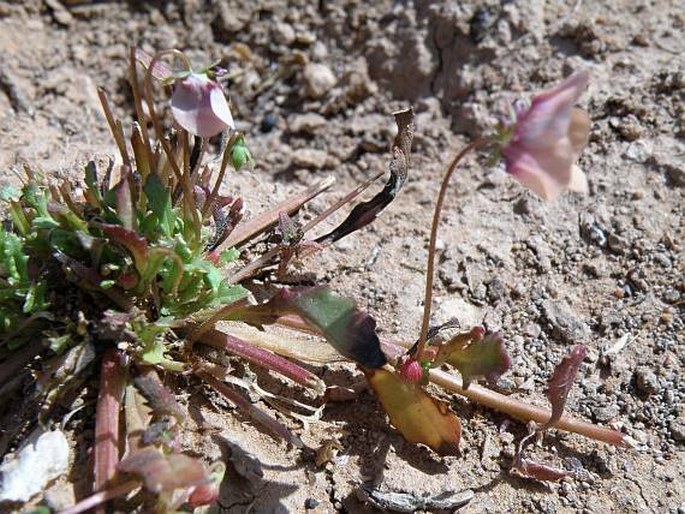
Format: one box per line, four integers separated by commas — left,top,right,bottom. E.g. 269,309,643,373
632,34,650,47
634,367,659,396
288,112,327,134
541,299,590,344
594,404,620,422
305,497,320,509
292,148,329,169
624,140,652,163
486,277,507,303
664,162,685,188
260,113,278,133
272,22,296,46
669,417,685,442
301,63,337,99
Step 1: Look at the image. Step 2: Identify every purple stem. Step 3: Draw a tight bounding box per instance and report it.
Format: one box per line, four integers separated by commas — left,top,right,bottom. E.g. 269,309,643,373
198,328,325,394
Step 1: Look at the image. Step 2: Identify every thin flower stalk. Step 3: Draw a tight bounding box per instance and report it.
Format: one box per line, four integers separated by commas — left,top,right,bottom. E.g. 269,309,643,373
415,139,488,358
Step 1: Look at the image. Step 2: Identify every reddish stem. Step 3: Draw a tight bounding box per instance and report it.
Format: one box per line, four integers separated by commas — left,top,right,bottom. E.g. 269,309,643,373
198,328,326,394
94,348,126,492
196,368,303,447
429,368,627,447
381,339,626,447
415,139,487,358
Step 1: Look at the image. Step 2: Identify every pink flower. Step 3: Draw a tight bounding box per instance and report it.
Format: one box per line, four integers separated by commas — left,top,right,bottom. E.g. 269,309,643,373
501,70,591,200
170,72,235,138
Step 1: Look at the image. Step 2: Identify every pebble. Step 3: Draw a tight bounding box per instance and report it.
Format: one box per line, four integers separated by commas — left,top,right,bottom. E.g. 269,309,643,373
272,22,296,46
301,63,337,99
670,418,685,442
623,140,652,163
288,112,327,134
304,497,320,509
292,148,330,169
594,404,620,423
540,299,590,344
634,367,659,396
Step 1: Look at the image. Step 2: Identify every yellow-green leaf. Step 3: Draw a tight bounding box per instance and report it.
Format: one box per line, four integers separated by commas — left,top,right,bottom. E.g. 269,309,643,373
364,367,460,456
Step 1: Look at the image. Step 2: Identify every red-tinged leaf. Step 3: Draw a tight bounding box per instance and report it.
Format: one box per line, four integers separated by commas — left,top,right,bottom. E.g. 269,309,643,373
117,447,209,493
315,108,414,245
364,367,460,456
512,457,572,482
231,286,387,369
543,345,587,429
439,331,511,388
112,175,135,231
132,368,185,422
100,223,149,274
117,270,139,290
188,462,225,508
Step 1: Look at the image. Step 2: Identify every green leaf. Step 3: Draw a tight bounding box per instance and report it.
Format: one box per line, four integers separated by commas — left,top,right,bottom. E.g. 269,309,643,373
141,338,166,365
143,174,175,237
23,183,56,226
23,282,48,313
218,247,240,265
1,229,28,283
48,333,73,354
232,286,387,369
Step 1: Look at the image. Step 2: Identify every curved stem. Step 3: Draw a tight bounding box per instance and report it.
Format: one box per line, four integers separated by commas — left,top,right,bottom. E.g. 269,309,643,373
415,138,488,357
143,50,200,236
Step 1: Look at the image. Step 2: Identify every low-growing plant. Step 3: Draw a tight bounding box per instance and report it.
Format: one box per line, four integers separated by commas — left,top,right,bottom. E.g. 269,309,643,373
0,50,628,513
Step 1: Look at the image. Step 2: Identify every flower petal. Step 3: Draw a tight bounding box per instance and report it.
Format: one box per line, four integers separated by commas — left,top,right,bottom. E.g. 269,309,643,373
568,107,590,158
516,70,590,148
170,73,233,138
209,87,235,130
501,70,591,200
504,138,574,200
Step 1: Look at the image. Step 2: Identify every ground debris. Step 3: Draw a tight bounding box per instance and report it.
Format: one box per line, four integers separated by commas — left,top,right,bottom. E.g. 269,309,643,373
357,484,474,513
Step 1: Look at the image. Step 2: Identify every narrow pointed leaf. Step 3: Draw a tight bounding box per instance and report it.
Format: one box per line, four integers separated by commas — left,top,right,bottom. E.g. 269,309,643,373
364,367,460,456
543,344,587,429
143,174,175,237
315,108,414,245
231,286,387,369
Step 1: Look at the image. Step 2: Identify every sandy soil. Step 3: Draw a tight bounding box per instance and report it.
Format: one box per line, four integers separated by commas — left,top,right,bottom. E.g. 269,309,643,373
0,0,683,512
